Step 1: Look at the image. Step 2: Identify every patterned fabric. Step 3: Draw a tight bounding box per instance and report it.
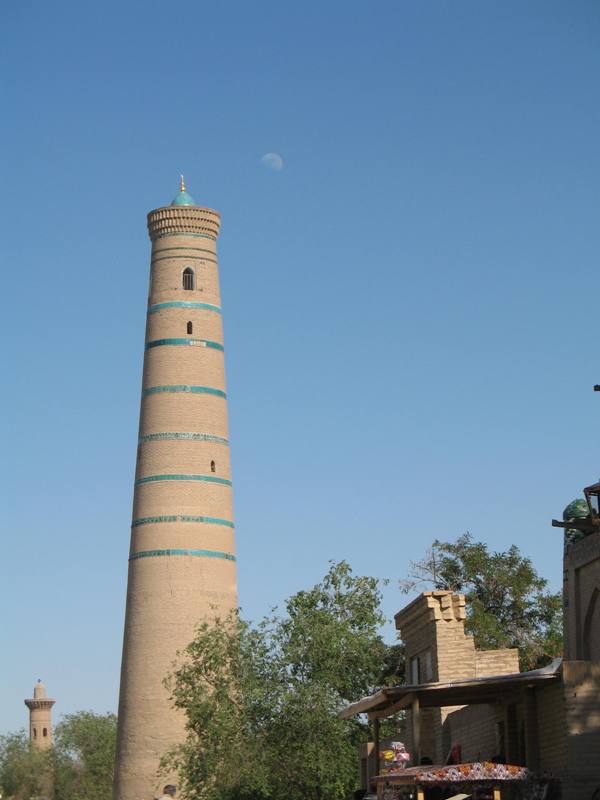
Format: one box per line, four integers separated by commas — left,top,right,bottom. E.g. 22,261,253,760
417,762,530,782
381,762,530,782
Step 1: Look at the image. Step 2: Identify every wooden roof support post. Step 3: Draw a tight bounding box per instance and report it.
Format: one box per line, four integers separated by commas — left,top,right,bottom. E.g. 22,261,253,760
411,694,421,766
373,717,380,781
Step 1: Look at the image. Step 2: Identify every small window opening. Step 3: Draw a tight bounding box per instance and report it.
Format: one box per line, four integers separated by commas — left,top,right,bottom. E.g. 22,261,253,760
187,321,193,335
33,728,37,738
183,268,195,291
410,656,420,684
43,728,48,737
210,460,216,473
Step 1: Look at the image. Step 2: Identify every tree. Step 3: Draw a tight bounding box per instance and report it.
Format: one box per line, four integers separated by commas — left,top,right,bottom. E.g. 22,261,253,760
0,731,53,800
400,533,562,670
53,711,117,800
163,561,390,800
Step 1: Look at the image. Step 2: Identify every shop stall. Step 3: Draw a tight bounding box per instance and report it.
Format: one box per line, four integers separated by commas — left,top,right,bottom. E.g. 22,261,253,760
374,761,532,800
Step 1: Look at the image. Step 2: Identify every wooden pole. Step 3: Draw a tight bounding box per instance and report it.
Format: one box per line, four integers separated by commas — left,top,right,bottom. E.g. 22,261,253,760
373,716,381,779
411,694,421,766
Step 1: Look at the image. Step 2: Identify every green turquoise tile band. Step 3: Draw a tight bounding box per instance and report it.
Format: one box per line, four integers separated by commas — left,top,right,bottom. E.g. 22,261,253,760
145,338,224,351
152,232,216,241
148,301,221,315
152,254,217,265
135,474,232,486
130,549,235,562
132,515,234,528
153,247,216,256
142,385,226,399
138,432,229,445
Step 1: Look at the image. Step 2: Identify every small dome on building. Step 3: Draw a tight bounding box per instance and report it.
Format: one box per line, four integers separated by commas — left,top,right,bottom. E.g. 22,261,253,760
171,190,196,206
563,498,589,521
170,175,196,207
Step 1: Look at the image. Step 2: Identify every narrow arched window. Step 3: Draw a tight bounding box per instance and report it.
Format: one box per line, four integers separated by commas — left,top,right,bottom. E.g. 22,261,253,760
33,728,37,738
182,268,195,291
210,460,216,473
187,321,193,335
43,728,48,737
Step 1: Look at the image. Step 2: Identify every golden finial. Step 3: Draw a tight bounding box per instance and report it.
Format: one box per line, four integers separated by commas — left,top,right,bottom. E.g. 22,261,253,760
180,174,186,193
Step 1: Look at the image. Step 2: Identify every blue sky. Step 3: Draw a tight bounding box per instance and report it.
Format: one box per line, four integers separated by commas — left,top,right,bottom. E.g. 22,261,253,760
1,1,599,733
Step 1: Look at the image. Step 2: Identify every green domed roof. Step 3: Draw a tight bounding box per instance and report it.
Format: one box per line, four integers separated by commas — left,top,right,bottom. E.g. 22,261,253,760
170,175,196,206
563,498,589,521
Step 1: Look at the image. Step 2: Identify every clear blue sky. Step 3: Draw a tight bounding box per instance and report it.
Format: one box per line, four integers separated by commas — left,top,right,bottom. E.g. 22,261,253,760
2,1,599,733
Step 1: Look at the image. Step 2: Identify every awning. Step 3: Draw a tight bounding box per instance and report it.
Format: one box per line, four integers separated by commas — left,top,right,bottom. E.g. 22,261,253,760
339,659,562,719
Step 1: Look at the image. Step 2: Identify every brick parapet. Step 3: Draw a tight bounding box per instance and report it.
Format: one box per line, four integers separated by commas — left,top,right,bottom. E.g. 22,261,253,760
24,699,55,710
475,649,520,677
147,206,221,241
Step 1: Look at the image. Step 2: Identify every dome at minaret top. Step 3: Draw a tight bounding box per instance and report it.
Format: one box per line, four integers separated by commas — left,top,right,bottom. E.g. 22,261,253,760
171,175,197,206
33,680,46,699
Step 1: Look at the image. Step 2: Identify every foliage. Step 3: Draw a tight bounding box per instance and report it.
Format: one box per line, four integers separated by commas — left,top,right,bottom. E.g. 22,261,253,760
53,711,117,800
0,730,53,800
400,533,562,670
378,642,405,687
0,713,116,800
163,561,389,800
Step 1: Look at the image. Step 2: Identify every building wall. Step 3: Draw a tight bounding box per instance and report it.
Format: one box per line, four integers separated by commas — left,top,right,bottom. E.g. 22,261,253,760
443,703,501,763
475,649,520,677
404,708,441,764
562,661,600,800
396,592,475,683
563,530,600,660
536,682,567,773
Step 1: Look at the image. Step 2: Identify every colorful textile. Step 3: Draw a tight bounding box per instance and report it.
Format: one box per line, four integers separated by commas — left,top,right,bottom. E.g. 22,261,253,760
416,762,529,782
380,762,530,782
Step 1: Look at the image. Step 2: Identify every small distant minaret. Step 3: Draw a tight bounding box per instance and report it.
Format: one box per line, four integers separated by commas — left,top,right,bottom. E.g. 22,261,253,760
24,680,55,749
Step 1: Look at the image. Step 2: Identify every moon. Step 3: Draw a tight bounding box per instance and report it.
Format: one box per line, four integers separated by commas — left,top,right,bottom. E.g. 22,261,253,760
261,152,284,172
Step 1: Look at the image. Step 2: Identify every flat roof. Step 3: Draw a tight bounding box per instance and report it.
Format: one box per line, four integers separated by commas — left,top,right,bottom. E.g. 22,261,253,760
339,659,562,719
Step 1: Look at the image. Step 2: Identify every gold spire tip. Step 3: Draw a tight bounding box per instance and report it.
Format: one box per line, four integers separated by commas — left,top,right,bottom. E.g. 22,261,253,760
180,174,186,192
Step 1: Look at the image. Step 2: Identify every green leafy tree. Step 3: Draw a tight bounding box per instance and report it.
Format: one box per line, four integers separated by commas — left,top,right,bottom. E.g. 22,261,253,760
400,533,562,670
163,561,389,800
53,711,117,800
0,730,53,799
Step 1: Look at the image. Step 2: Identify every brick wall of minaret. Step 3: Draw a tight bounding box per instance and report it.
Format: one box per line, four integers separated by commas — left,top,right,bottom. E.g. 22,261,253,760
24,681,55,750
113,202,238,800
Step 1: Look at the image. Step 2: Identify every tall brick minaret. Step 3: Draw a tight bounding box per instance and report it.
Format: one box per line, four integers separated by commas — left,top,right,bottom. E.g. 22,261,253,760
113,179,238,800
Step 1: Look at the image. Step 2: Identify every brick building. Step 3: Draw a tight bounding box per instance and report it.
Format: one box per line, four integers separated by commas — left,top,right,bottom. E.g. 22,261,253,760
344,526,600,799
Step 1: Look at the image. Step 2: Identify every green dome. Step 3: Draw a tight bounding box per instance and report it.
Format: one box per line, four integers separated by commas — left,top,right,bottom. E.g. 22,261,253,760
171,189,196,206
563,498,589,521
170,176,196,207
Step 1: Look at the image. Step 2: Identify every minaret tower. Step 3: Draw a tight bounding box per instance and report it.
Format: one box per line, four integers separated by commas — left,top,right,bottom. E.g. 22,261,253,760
24,680,55,749
114,179,238,800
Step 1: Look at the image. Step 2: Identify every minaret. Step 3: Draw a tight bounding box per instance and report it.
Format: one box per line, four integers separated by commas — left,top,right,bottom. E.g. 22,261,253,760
24,680,55,749
113,179,238,800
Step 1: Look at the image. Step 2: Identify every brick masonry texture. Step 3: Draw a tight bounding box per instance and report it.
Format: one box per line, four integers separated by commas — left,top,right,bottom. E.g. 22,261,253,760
563,531,600,661
113,204,237,800
396,592,519,765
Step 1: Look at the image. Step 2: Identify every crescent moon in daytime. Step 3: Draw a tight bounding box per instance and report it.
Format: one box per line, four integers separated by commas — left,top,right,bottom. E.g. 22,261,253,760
261,152,284,171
